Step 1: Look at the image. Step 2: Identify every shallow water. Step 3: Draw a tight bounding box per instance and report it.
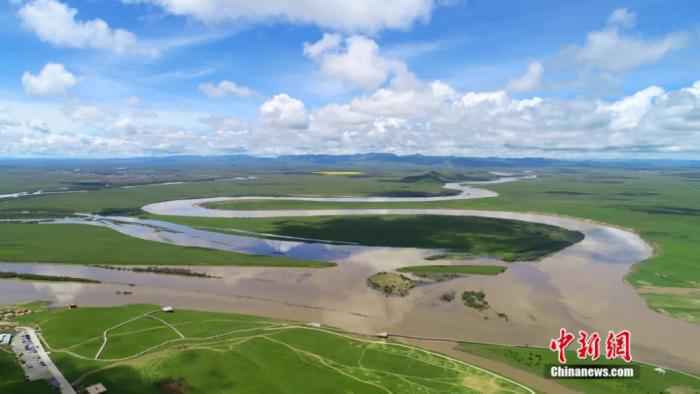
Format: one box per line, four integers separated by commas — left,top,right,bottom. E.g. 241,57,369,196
0,190,86,200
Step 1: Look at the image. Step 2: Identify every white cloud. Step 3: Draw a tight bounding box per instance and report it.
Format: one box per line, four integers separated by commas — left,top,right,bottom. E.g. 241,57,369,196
507,62,543,93
22,63,78,96
385,38,455,59
259,94,309,129
565,9,688,72
292,79,700,157
303,33,341,59
126,96,141,106
600,86,665,130
459,91,508,108
18,0,155,56
607,8,636,29
122,0,436,33
5,79,700,158
64,104,105,123
682,81,700,97
149,67,216,82
199,80,256,98
200,115,250,137
26,119,51,134
304,34,414,91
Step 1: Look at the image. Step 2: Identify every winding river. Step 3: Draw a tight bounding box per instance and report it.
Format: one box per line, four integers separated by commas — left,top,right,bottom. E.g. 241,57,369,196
3,174,700,375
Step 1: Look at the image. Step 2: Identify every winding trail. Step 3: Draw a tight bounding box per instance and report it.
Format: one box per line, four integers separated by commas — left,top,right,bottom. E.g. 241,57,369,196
95,312,155,360
148,314,185,339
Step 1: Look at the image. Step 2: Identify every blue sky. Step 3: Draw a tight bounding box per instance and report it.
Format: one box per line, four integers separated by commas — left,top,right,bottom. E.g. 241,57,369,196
1,0,699,158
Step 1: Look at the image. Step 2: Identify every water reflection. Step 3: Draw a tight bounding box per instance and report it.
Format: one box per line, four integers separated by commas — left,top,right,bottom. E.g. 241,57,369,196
42,215,373,262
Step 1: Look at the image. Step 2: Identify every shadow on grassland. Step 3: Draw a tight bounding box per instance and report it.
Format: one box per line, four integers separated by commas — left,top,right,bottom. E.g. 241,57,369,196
60,356,184,394
624,206,700,217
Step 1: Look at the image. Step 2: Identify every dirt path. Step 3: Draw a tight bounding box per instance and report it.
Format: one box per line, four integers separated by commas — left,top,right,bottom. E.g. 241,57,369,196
94,311,157,359
148,314,185,338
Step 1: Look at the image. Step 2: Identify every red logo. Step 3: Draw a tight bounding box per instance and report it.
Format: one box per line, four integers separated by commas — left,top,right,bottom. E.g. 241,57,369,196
577,330,601,361
549,328,632,364
605,330,632,363
549,328,575,364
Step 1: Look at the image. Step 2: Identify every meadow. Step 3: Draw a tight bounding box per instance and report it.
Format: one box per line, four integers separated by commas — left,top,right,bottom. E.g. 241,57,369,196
0,223,331,267
0,350,54,394
4,304,533,394
0,173,452,216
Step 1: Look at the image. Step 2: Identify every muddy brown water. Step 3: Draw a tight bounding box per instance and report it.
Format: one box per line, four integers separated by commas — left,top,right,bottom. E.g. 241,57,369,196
2,177,700,377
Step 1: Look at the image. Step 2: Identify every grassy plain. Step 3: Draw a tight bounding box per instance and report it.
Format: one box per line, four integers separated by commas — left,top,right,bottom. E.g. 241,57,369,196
457,342,700,394
642,292,700,324
156,215,583,262
0,173,451,216
0,223,331,267
9,304,533,394
0,350,54,394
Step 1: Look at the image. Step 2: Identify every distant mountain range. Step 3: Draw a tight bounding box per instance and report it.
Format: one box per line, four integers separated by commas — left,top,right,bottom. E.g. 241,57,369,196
1,153,699,170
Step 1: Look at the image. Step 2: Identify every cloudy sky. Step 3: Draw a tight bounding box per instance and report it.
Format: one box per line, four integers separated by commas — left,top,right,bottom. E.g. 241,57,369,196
1,0,699,158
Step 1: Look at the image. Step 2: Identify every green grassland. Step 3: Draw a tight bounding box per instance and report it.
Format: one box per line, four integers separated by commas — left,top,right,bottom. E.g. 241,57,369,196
0,173,453,216
0,164,266,195
7,304,533,394
0,350,54,394
0,169,73,194
1,300,55,394
0,223,331,267
643,292,700,324
154,215,583,262
457,342,700,394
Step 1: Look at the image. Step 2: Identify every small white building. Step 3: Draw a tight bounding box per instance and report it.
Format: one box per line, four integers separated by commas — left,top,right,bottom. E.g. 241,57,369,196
306,322,322,328
161,306,174,313
85,383,107,394
0,333,12,345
